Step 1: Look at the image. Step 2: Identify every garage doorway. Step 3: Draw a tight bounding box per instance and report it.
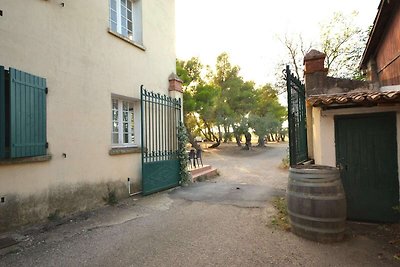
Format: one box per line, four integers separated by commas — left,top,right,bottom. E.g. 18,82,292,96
335,112,399,222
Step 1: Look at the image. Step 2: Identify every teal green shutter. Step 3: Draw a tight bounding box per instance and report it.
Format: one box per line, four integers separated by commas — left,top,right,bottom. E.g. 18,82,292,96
0,66,5,158
10,68,47,158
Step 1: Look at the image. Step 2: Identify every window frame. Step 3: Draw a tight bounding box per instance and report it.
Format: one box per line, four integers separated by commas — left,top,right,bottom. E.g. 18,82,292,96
111,96,140,148
109,0,143,45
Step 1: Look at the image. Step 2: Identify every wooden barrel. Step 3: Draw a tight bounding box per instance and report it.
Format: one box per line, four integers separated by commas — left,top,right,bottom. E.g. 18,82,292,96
287,165,346,242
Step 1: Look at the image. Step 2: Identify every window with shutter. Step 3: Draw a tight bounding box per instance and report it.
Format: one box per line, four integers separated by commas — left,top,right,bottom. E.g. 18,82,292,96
0,66,47,159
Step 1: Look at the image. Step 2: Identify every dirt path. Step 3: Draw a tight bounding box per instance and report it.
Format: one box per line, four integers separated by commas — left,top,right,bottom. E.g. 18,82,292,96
202,142,288,189
1,142,399,266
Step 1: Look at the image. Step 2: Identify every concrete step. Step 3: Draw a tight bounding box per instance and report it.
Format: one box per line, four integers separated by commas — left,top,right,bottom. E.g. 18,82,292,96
189,165,218,182
189,165,211,175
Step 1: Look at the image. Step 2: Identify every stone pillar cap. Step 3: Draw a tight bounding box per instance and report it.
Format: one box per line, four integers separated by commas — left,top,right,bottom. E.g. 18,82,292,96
304,49,326,63
168,72,183,82
168,72,183,93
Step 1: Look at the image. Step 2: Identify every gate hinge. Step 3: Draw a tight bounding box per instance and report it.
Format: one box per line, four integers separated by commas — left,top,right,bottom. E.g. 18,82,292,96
45,87,48,94
46,142,49,149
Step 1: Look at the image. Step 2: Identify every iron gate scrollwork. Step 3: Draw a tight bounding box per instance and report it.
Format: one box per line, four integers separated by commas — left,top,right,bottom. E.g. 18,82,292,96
285,65,308,166
141,86,182,195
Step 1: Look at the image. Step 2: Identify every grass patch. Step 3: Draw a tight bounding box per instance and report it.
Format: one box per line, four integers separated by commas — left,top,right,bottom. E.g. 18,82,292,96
47,209,61,221
103,186,118,206
270,197,290,231
279,157,290,169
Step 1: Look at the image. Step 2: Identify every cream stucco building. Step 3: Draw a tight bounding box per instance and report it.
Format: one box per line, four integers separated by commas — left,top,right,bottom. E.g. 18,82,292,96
0,0,180,232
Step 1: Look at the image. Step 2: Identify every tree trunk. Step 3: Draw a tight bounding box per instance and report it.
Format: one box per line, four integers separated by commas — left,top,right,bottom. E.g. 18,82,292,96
270,133,275,142
223,126,229,143
209,140,221,148
203,119,221,148
218,125,223,142
235,134,242,147
184,123,201,150
258,136,265,147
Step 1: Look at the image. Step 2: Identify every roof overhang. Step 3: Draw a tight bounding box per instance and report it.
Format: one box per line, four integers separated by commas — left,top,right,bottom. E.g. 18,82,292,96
360,0,400,69
307,90,400,108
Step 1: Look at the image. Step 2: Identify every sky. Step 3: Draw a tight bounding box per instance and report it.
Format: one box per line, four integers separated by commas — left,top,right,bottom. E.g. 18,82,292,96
175,0,381,86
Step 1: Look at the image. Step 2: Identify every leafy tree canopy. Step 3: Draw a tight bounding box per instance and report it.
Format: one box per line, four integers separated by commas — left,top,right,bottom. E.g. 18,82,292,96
277,11,370,84
177,53,287,147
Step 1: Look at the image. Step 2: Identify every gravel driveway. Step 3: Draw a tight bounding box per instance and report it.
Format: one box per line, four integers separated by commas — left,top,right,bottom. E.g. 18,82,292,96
0,142,399,266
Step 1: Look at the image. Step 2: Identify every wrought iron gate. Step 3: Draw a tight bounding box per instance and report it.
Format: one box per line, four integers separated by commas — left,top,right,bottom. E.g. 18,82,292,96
285,66,308,166
141,86,182,195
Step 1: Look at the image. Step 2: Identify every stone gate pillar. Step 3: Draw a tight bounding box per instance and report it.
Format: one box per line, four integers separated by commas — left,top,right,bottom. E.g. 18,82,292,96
304,49,328,96
168,72,184,121
303,50,328,160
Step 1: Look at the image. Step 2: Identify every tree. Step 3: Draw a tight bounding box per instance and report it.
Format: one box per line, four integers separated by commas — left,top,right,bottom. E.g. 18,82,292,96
279,34,313,80
177,53,261,149
278,11,369,81
212,53,256,146
320,11,369,79
248,115,268,147
177,58,206,149
250,84,287,146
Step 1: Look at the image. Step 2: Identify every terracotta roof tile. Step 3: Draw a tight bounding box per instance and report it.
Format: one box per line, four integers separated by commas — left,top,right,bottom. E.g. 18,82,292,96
307,91,400,107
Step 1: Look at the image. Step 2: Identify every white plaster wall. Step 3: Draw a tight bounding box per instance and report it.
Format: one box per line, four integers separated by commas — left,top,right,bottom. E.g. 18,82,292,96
0,0,176,196
311,108,336,167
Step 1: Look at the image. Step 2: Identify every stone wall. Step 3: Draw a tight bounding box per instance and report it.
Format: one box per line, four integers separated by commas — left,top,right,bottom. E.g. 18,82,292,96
304,50,375,97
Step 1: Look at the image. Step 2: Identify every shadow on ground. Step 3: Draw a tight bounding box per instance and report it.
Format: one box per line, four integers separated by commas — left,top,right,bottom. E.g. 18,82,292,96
170,182,285,208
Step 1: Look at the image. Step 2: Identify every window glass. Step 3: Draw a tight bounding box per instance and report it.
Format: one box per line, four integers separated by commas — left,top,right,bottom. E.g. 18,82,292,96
112,110,118,121
123,101,128,111
109,0,139,42
130,108,135,142
112,98,136,145
112,133,119,144
111,22,117,33
113,122,119,132
111,0,117,10
112,99,118,109
111,11,117,23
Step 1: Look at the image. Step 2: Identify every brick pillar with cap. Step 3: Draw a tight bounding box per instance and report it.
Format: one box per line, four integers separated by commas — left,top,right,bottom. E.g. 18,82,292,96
168,72,183,119
303,49,328,160
303,49,328,96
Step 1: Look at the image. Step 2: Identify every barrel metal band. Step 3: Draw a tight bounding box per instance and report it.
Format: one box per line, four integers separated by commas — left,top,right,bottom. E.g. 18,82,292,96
288,176,339,182
287,191,346,200
288,210,346,223
290,220,346,234
288,180,342,187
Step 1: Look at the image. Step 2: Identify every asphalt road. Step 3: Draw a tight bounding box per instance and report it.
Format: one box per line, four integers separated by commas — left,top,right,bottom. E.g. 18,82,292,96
0,143,398,266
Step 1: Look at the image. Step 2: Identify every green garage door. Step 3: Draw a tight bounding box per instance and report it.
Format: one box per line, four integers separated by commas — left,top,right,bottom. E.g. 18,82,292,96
335,112,399,222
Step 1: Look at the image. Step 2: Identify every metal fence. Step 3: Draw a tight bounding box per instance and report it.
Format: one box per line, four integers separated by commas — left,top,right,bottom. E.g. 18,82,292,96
140,86,182,195
285,66,308,166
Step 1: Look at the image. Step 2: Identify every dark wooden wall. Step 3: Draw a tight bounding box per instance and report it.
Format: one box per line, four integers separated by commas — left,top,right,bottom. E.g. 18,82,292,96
376,4,400,86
